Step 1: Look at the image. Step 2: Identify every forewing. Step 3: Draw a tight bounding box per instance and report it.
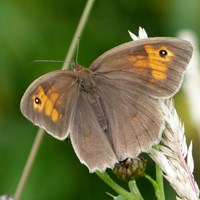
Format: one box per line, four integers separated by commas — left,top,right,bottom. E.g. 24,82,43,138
20,70,79,140
90,37,193,98
95,75,164,160
71,93,118,172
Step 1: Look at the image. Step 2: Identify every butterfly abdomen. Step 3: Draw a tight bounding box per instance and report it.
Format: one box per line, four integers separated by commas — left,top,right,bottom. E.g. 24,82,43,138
77,68,108,132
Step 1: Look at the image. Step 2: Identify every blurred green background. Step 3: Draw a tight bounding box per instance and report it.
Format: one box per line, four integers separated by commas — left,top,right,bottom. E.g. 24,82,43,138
0,0,199,199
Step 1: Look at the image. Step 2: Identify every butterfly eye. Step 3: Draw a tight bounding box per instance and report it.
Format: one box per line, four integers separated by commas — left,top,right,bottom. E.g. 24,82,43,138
35,97,41,104
159,49,168,58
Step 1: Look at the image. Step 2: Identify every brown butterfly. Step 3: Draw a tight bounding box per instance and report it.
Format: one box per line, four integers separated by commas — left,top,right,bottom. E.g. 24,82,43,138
20,37,193,172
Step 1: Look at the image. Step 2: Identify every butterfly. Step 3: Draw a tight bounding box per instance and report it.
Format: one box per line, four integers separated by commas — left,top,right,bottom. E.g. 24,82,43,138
20,37,193,172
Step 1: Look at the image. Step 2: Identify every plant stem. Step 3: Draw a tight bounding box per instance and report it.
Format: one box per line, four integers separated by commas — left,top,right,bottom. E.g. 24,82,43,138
145,174,160,199
14,0,95,199
96,171,135,200
128,180,144,200
14,129,44,200
62,0,95,70
156,164,165,200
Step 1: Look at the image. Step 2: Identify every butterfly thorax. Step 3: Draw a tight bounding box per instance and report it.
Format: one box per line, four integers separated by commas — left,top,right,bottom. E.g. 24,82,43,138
72,63,96,94
76,67,96,94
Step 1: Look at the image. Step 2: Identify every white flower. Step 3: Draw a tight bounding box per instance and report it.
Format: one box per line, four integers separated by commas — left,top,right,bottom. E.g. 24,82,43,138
0,195,14,200
128,27,148,41
150,100,200,200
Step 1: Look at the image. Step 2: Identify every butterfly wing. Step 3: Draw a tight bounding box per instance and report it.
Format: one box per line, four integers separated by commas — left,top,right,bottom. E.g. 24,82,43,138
95,75,164,160
90,37,193,98
88,37,192,161
71,92,118,172
20,70,79,140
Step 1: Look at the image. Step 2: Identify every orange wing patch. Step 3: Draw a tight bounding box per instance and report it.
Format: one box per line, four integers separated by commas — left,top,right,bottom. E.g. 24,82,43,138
32,85,62,122
132,115,140,123
144,45,174,81
129,44,175,82
128,55,148,73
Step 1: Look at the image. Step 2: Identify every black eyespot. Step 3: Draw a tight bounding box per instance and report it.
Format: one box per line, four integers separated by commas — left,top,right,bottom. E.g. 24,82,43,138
159,49,168,58
35,97,41,104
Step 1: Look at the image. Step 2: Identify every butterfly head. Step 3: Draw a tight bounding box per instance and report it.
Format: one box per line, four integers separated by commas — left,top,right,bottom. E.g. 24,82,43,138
71,62,83,72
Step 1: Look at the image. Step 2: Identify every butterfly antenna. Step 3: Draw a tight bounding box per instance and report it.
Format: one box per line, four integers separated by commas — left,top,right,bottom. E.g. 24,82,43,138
31,60,63,64
31,60,70,65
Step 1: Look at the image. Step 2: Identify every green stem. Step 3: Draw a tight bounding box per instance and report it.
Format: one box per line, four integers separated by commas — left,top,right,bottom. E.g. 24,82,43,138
156,164,165,200
14,1,95,199
145,170,165,200
128,180,144,200
145,174,160,199
62,0,95,70
96,171,135,200
14,129,45,200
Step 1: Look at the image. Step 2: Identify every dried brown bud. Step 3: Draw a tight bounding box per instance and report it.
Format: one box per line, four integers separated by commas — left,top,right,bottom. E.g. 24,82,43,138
113,157,146,181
